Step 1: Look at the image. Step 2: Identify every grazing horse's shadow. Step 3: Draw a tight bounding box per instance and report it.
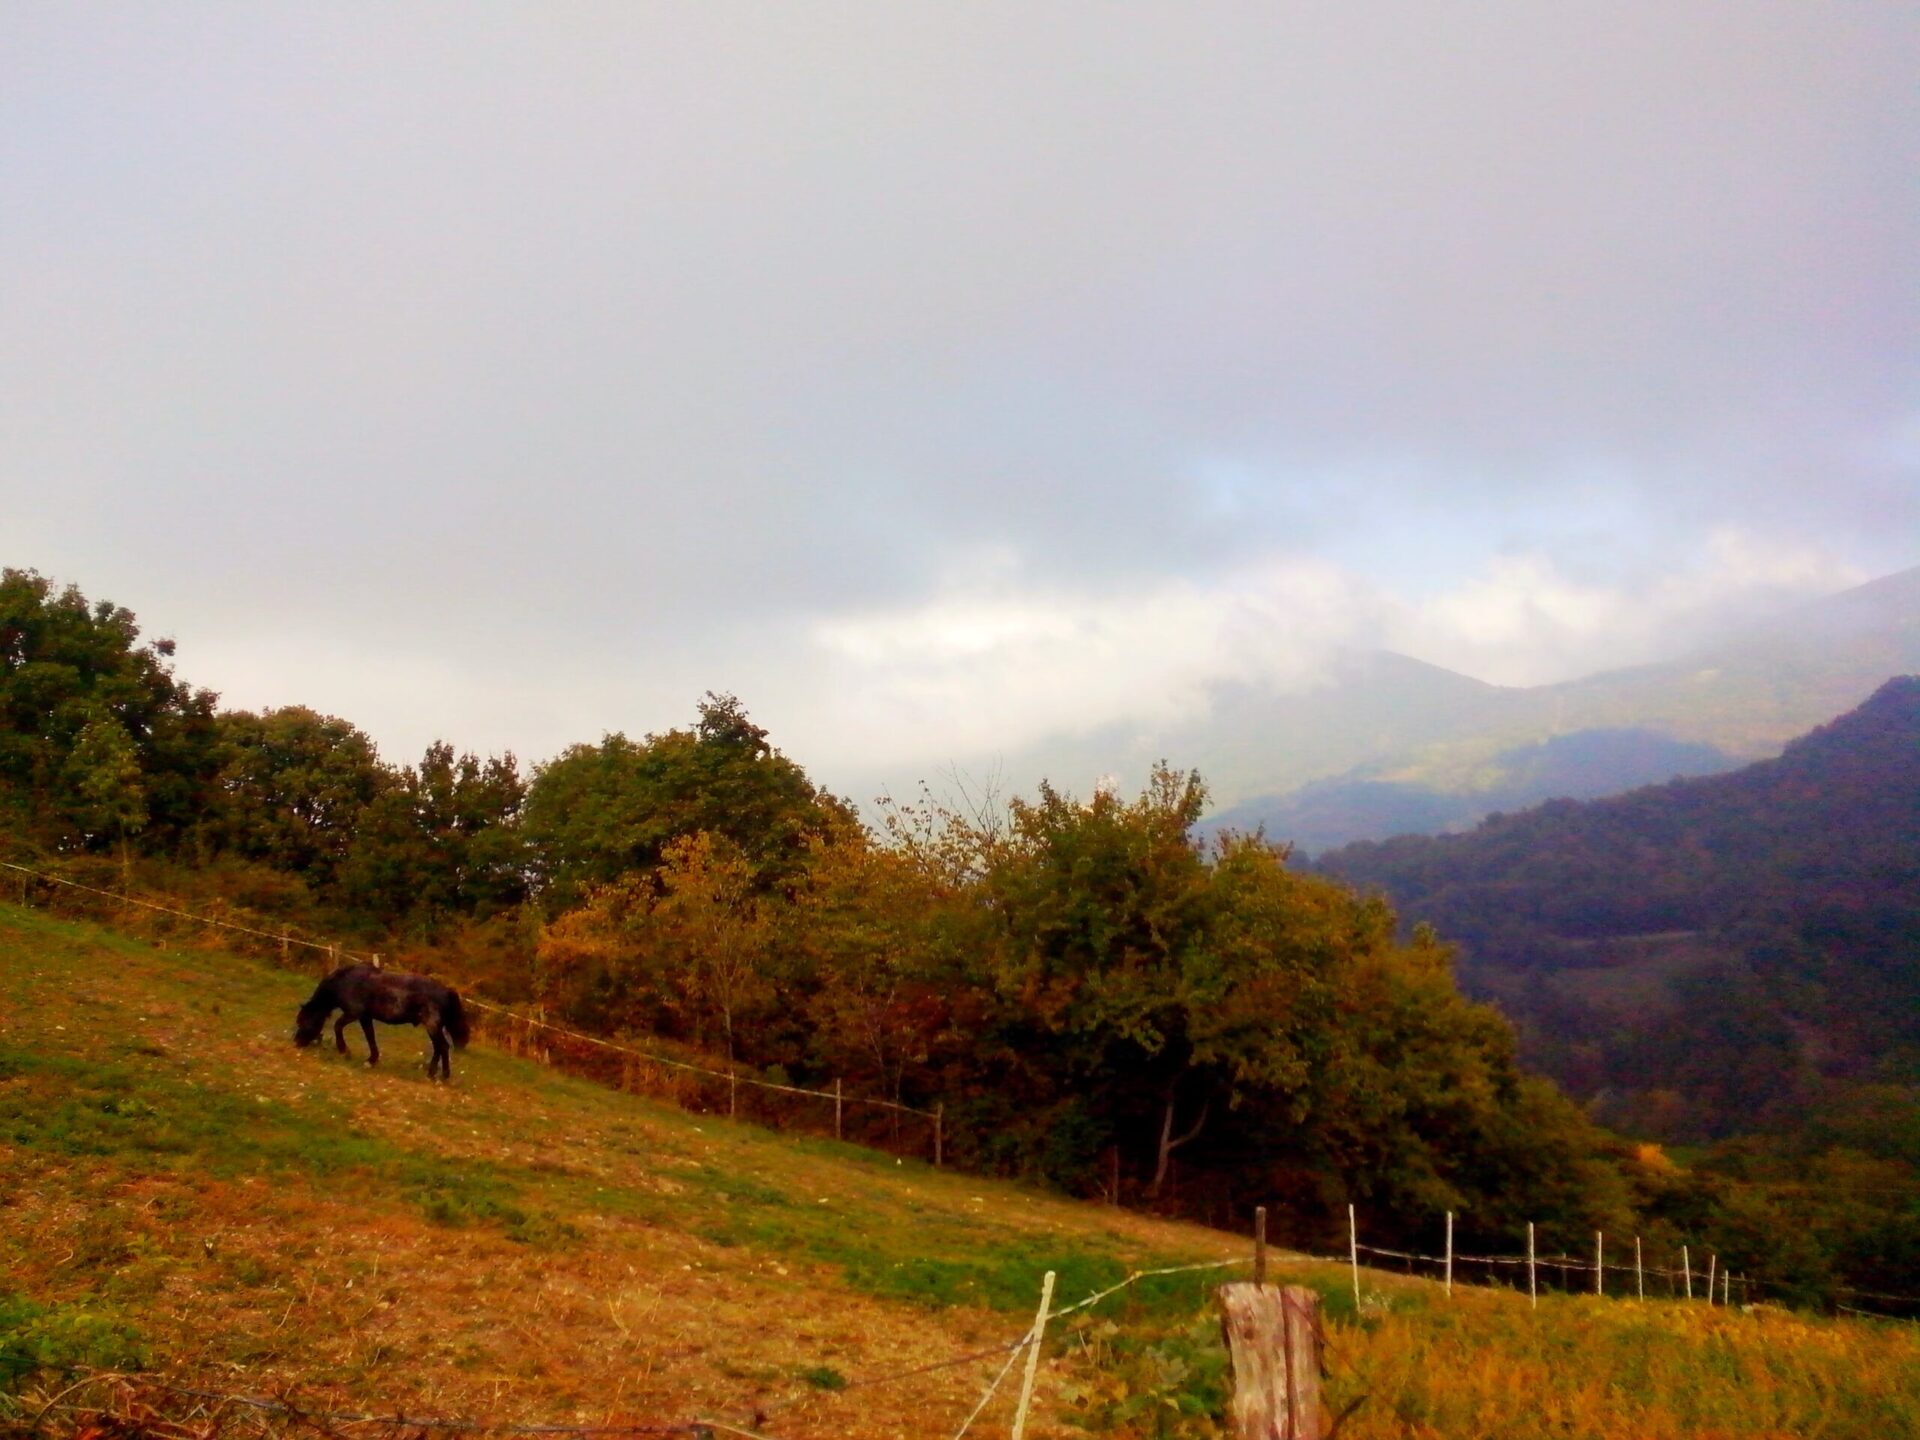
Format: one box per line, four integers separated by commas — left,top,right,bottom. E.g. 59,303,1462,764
294,963,470,1080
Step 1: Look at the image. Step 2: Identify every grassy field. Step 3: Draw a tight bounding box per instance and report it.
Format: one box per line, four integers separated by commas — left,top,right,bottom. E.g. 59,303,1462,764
2,903,1916,1438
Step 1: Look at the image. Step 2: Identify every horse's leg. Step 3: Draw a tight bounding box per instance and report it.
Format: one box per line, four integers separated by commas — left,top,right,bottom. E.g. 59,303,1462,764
334,1015,352,1055
360,1016,380,1066
421,1017,446,1079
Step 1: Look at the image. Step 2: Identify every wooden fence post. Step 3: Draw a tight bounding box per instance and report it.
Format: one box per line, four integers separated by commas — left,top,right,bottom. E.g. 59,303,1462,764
833,1078,843,1141
1348,1204,1360,1308
1706,1254,1716,1307
1682,1246,1692,1300
1596,1232,1604,1297
1219,1284,1328,1440
1444,1211,1453,1297
1009,1270,1055,1440
1635,1236,1644,1300
1527,1223,1537,1310
1254,1207,1268,1287
934,1102,945,1168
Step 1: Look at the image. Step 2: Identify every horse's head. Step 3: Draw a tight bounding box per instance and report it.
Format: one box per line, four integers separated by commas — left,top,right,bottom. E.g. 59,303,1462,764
293,1000,327,1048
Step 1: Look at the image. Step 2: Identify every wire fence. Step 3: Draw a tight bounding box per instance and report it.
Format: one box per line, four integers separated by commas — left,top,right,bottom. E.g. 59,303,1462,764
0,856,945,1161
1337,1207,1920,1319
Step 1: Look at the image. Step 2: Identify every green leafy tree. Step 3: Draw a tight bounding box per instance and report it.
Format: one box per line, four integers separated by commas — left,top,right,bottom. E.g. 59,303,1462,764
213,707,393,889
339,742,528,926
982,765,1215,1193
61,712,147,853
523,693,850,909
0,569,220,849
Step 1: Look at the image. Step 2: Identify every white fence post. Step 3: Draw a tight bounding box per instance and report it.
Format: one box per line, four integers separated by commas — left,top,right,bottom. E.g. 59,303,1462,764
1009,1270,1056,1440
1527,1222,1537,1310
1348,1204,1361,1308
1444,1211,1454,1297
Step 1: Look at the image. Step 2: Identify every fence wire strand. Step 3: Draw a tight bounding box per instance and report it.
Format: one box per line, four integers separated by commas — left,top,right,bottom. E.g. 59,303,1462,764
1,857,936,1122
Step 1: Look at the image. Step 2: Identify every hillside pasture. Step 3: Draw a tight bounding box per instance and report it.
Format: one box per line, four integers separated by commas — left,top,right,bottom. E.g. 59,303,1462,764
2,904,1916,1438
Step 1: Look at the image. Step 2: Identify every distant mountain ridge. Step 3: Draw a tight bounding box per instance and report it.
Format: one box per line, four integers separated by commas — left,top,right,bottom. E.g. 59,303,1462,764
1203,564,1920,850
1205,728,1738,855
1313,676,1920,1142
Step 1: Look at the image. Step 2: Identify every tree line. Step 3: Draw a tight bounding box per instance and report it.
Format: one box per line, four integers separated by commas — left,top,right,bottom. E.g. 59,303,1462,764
3,567,1912,1309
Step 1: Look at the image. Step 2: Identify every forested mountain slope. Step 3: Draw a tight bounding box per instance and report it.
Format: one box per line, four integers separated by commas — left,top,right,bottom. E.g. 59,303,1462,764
1316,677,1920,1142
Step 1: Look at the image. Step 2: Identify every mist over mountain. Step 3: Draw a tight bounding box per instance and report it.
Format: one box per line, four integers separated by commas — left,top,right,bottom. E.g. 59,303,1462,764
908,565,1919,851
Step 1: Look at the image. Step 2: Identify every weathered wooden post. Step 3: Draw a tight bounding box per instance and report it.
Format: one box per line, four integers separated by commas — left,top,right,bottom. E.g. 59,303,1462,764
1635,1236,1644,1300
934,1101,945,1168
1706,1253,1716,1307
1219,1283,1328,1439
1444,1211,1453,1297
1595,1232,1604,1296
1682,1246,1693,1300
1254,1207,1268,1287
833,1078,843,1141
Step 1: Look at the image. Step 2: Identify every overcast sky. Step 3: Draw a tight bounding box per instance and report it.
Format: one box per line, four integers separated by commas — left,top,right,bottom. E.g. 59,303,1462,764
4,3,1915,791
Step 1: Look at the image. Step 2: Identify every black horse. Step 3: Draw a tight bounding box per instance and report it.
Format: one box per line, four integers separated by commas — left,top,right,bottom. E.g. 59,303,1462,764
294,964,471,1080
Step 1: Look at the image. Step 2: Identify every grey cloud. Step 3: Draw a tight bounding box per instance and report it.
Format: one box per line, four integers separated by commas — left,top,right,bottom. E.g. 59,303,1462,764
1,3,1913,770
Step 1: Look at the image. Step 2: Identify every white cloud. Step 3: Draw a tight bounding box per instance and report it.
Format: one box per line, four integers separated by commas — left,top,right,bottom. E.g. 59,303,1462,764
786,530,1869,775
796,553,1379,767
1385,529,1867,685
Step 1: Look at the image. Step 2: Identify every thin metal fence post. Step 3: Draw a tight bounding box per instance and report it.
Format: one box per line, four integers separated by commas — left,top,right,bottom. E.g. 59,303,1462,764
1527,1222,1537,1310
1348,1204,1361,1308
1008,1270,1055,1440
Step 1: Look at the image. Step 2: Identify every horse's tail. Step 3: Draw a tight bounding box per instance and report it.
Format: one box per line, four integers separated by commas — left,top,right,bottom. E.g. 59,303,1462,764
442,989,471,1049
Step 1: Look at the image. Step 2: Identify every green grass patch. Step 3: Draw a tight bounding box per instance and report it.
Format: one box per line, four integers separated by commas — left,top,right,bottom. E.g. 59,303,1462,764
0,1292,145,1392
0,1045,573,1247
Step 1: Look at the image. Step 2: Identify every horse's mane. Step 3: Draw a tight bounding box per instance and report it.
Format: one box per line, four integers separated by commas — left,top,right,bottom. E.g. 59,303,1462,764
295,971,339,1024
